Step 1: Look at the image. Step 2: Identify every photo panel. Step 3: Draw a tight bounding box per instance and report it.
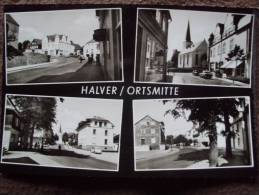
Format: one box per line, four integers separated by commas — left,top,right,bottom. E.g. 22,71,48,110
133,97,254,171
134,8,254,88
5,8,123,85
1,94,123,171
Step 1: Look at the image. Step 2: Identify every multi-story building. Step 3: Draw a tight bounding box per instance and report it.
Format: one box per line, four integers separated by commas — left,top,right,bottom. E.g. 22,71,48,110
135,9,171,82
6,14,19,49
208,14,253,82
93,9,122,80
135,115,165,151
178,21,208,70
29,39,43,53
230,99,250,152
76,116,116,151
83,39,100,62
42,34,75,56
3,97,23,151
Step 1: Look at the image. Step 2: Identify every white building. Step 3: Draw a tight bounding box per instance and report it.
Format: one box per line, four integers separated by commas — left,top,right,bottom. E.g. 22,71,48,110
76,116,116,151
83,39,100,61
209,14,253,81
42,34,75,56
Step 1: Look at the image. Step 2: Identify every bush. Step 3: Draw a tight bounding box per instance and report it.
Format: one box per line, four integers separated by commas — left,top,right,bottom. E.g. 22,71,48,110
149,143,160,150
165,144,170,150
7,45,23,59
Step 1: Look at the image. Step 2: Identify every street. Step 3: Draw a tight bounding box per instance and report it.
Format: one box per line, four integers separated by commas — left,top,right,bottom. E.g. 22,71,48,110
2,149,118,170
136,148,208,170
7,56,107,84
170,72,247,86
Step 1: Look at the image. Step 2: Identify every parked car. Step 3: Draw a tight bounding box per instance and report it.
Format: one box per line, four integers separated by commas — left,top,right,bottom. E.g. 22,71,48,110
91,147,102,154
200,71,213,79
192,70,200,76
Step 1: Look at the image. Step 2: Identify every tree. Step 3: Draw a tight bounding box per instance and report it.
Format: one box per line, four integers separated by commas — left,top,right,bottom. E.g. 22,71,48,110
173,135,189,145
22,40,31,51
10,96,57,149
218,99,241,158
170,49,180,68
18,42,23,52
164,98,241,166
166,135,174,145
225,45,248,84
62,132,69,143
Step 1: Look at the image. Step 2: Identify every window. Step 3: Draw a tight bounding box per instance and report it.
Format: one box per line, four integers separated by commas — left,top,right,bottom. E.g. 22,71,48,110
151,129,155,134
105,130,108,136
104,122,107,126
151,137,156,144
104,139,108,145
141,138,145,145
93,129,96,135
95,121,97,126
99,122,102,127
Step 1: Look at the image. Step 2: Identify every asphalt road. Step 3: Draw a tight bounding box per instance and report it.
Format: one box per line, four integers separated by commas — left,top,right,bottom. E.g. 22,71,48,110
136,148,206,170
171,72,246,86
7,57,86,84
45,155,117,170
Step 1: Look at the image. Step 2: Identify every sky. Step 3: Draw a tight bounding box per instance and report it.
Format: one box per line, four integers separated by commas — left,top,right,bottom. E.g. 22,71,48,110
52,97,123,135
8,9,100,46
167,10,231,60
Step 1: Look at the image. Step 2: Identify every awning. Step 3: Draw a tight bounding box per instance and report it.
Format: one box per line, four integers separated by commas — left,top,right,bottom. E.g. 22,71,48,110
221,60,242,69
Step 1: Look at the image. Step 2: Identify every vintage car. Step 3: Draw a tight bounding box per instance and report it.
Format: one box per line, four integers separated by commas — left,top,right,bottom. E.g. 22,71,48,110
199,71,213,79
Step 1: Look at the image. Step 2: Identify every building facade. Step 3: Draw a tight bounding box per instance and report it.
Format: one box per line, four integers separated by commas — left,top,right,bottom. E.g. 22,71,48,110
208,14,253,82
6,14,19,49
76,116,116,151
3,98,23,151
42,34,75,56
83,39,100,62
178,21,208,70
94,9,122,80
135,115,165,151
230,99,250,152
135,9,171,82
29,39,43,54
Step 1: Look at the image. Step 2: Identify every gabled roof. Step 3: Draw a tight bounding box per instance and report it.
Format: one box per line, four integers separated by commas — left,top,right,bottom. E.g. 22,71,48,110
32,39,42,45
6,14,19,26
180,39,207,54
135,115,162,126
76,116,114,132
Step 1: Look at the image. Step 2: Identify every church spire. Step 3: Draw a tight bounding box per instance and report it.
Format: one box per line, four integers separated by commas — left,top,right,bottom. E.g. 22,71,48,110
186,20,191,43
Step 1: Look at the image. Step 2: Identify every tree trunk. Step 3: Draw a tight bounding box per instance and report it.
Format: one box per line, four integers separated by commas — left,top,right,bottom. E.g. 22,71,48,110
29,123,35,149
208,113,218,167
224,113,233,158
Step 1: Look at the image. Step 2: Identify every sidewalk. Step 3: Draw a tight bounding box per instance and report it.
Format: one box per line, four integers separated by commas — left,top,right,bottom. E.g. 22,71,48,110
2,151,61,167
215,77,248,86
7,59,58,73
136,148,179,161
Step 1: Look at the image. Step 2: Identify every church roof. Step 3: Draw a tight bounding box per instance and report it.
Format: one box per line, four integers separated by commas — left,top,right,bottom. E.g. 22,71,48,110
180,39,207,54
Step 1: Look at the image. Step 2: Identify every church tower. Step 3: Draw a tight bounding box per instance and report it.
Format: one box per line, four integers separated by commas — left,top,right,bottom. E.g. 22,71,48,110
183,20,193,49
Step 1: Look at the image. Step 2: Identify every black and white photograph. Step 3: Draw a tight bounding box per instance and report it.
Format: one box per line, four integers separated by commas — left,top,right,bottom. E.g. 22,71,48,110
134,9,254,87
5,8,123,85
133,97,253,170
1,94,122,171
